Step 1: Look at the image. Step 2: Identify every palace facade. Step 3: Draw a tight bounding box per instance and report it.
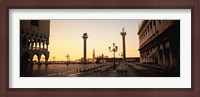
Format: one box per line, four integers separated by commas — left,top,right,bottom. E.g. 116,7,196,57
137,20,180,68
20,20,50,76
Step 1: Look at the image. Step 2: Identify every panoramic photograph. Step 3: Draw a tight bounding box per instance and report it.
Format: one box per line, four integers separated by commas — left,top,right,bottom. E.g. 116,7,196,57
20,20,180,77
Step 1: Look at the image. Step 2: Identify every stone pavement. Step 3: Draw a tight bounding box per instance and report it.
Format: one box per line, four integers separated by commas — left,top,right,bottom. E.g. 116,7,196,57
23,63,178,77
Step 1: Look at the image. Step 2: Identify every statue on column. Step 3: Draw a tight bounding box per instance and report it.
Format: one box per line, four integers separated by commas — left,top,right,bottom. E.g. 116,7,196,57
82,32,88,64
83,33,87,37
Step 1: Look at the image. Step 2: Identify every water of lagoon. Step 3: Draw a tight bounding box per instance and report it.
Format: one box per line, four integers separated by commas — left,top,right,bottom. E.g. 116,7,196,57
28,64,98,77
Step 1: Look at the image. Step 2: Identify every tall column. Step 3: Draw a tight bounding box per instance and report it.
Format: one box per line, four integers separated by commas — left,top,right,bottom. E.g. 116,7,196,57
168,44,173,67
45,55,49,66
46,44,49,51
46,39,49,51
82,33,88,64
161,45,166,66
35,41,37,50
31,41,34,50
120,27,127,65
43,42,45,50
39,42,41,50
37,55,41,66
156,47,161,65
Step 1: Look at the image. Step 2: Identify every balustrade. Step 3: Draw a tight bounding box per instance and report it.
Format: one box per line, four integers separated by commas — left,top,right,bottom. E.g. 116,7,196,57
31,47,47,51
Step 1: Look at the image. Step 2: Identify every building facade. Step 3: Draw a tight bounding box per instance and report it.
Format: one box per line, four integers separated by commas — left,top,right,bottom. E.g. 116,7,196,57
20,20,50,76
137,20,180,68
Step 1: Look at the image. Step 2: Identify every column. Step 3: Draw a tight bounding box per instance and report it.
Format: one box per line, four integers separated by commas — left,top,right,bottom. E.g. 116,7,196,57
46,39,49,51
37,55,41,66
43,42,45,51
156,47,161,65
82,33,88,64
161,45,166,66
169,43,173,67
30,41,32,49
35,42,38,50
39,41,41,50
45,55,49,66
46,44,49,51
28,39,31,49
120,27,127,65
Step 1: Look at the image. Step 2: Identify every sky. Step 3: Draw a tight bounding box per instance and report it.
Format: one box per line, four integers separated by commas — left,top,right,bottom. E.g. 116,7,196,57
47,20,141,61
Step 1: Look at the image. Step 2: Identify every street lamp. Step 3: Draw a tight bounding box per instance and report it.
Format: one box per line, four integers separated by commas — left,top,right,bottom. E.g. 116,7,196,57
109,43,118,69
65,54,70,66
119,52,123,64
52,56,56,63
52,56,56,68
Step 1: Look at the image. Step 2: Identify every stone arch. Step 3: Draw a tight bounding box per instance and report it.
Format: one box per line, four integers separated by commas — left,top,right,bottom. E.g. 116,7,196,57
32,54,38,63
40,54,46,64
41,53,46,59
42,52,49,65
32,52,41,66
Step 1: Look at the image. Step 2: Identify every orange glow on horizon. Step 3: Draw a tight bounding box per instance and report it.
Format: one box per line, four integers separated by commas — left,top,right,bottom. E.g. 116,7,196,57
47,20,141,61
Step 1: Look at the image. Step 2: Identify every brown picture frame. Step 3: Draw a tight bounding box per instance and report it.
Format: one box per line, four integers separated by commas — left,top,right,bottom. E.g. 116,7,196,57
0,0,199,97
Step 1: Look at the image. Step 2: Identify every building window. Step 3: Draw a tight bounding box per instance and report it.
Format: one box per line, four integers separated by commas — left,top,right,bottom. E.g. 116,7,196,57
31,20,39,26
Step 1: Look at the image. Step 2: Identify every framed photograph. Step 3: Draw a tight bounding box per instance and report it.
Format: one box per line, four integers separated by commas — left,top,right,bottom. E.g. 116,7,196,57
1,0,199,96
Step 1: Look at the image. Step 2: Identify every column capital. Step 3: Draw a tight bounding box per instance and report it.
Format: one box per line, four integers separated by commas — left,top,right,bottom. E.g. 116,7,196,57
82,36,88,39
120,32,127,37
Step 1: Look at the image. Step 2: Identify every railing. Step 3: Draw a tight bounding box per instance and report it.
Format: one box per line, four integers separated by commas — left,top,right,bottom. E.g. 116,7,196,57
32,47,47,51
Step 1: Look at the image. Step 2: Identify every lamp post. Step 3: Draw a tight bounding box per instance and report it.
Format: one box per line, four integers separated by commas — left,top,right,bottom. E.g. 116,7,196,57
109,43,118,69
52,56,56,64
52,56,56,68
119,52,123,64
65,54,70,66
